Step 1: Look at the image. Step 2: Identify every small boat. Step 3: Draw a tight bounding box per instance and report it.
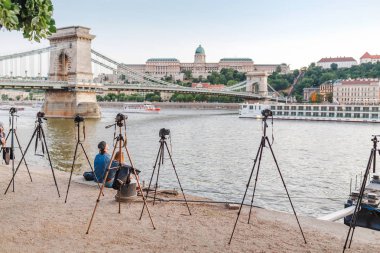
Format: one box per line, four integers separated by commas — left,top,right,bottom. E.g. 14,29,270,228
344,174,380,230
123,102,160,113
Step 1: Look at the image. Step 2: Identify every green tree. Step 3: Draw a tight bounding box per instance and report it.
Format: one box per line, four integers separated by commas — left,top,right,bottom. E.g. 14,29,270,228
330,63,338,71
28,92,33,100
16,95,21,100
0,0,56,42
1,94,8,101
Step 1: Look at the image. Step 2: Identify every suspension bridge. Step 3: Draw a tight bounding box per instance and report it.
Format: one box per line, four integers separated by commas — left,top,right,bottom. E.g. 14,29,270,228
0,26,284,118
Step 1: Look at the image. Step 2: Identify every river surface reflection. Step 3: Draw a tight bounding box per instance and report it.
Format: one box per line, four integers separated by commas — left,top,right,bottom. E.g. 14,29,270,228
0,107,378,217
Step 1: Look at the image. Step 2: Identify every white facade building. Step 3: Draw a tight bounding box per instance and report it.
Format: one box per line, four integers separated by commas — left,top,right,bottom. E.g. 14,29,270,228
360,52,380,64
317,57,357,69
333,79,380,105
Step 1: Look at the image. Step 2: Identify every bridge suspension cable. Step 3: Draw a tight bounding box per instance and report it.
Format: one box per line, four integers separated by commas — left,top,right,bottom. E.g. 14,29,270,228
91,49,180,87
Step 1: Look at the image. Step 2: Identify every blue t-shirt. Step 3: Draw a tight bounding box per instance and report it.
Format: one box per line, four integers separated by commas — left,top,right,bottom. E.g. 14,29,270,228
94,153,111,183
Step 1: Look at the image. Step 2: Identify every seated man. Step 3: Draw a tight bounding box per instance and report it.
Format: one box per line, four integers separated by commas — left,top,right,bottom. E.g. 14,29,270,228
83,141,116,188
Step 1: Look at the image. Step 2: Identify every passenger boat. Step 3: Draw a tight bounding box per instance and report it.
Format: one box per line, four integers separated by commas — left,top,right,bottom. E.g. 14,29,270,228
344,174,380,231
239,103,380,123
123,102,160,113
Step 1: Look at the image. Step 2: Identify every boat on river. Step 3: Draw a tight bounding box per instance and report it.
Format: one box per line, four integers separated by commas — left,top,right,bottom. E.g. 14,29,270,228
344,174,380,230
239,103,380,123
123,102,160,113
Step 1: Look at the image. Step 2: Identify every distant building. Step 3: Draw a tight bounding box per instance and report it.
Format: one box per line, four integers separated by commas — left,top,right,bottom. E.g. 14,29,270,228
316,57,357,69
319,82,333,101
116,45,289,82
360,52,380,64
333,78,380,104
303,87,319,101
191,83,225,90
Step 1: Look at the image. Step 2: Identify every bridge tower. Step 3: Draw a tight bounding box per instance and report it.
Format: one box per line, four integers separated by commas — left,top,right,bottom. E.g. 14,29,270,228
44,26,101,118
246,71,268,96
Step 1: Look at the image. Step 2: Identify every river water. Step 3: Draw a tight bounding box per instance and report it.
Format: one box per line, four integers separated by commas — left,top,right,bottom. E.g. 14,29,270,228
1,106,377,218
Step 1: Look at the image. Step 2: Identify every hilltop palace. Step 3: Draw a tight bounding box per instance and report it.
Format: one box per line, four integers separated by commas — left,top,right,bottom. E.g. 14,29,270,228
111,45,290,82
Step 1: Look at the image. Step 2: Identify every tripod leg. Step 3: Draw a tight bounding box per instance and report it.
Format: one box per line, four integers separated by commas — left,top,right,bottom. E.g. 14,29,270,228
248,138,265,224
64,141,80,203
79,143,104,196
139,143,162,220
124,146,156,230
86,146,118,234
265,137,307,244
164,141,191,215
229,137,264,245
153,144,163,206
14,131,32,182
4,127,37,195
40,126,60,197
343,149,373,252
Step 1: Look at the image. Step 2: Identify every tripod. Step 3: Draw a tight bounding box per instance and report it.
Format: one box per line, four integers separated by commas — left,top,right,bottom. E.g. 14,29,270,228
65,117,103,203
86,117,155,234
229,114,307,244
342,136,378,252
4,113,60,197
1,108,32,192
139,131,191,219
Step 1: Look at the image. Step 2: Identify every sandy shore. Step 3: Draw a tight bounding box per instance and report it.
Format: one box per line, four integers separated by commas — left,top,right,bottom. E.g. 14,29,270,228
0,164,379,253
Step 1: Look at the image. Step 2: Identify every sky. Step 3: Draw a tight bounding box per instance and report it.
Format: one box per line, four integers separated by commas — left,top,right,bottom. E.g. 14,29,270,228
1,0,380,69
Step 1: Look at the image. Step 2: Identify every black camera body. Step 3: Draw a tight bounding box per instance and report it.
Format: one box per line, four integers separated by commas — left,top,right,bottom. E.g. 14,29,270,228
115,113,127,127
74,114,84,123
261,109,273,118
159,128,170,138
37,111,45,118
9,107,17,115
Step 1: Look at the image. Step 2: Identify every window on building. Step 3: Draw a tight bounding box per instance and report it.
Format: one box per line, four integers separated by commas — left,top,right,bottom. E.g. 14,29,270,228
271,106,276,110
277,106,282,110
329,113,335,117
346,107,352,111
354,107,360,112
306,106,311,111
298,106,304,110
372,114,378,119
249,105,253,110
337,113,343,117
284,106,289,110
321,106,327,111
313,112,318,116
291,106,296,110
363,107,369,112
373,107,379,112
277,111,282,115
298,112,304,116
330,107,336,111
345,113,351,118
291,112,296,116
284,111,289,116
306,112,311,116
363,114,369,118
354,113,360,118
321,112,327,117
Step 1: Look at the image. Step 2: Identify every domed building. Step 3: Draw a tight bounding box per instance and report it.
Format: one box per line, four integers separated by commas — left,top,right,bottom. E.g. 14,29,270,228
119,45,289,82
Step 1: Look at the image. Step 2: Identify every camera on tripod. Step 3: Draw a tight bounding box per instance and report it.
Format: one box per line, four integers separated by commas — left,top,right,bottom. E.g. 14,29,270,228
74,114,84,123
9,107,17,115
159,128,170,138
261,109,273,118
115,113,127,126
37,111,45,118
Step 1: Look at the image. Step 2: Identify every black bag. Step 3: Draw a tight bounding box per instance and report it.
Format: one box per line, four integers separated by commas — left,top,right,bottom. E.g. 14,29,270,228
2,147,14,164
112,165,132,190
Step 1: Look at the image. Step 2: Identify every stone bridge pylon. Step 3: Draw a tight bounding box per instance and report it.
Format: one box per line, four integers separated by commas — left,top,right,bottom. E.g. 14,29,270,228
44,26,101,118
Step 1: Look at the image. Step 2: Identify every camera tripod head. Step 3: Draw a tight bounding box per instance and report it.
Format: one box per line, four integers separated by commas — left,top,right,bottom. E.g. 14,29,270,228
9,107,17,116
159,128,170,140
36,111,47,124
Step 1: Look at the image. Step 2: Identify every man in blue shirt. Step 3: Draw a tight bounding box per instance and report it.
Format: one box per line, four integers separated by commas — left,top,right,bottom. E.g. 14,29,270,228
93,141,115,187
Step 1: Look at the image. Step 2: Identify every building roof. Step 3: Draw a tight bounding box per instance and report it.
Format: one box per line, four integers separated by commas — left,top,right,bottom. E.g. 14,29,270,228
360,52,380,59
317,57,357,63
195,45,205,54
220,58,253,62
146,58,179,62
341,79,379,85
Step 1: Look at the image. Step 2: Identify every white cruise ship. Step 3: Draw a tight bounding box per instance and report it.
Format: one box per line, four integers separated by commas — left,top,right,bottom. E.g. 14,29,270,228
239,103,380,123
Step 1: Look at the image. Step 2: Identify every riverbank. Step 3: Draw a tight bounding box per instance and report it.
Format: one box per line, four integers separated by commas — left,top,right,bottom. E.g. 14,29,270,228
0,164,379,252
